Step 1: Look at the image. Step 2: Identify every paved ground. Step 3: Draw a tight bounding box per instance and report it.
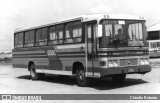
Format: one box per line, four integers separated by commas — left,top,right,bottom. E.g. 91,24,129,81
0,59,160,103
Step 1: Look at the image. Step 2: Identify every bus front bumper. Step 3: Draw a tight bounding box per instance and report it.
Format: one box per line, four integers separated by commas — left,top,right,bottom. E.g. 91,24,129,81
98,65,151,77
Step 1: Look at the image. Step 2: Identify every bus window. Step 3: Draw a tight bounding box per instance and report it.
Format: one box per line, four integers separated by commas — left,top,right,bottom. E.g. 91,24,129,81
15,32,24,48
24,30,34,47
99,24,112,48
24,31,30,47
73,21,82,43
35,29,42,46
87,25,92,42
19,33,23,46
157,42,160,47
41,28,47,45
15,33,19,46
36,29,41,41
128,23,143,40
65,23,73,43
29,30,34,46
49,26,57,45
35,28,47,46
49,25,63,45
56,25,63,44
151,42,157,48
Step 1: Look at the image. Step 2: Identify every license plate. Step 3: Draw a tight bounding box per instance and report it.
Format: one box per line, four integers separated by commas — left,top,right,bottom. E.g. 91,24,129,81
128,68,134,73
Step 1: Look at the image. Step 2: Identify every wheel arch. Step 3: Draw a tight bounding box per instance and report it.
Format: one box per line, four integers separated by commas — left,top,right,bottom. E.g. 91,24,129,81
72,62,84,74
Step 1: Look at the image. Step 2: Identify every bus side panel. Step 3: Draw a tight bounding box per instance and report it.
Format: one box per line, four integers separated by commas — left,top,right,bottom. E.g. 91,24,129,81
47,55,63,70
54,44,86,73
13,44,86,75
12,48,49,70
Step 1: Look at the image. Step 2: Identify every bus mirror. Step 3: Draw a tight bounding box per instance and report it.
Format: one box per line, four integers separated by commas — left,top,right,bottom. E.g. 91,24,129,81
98,25,102,37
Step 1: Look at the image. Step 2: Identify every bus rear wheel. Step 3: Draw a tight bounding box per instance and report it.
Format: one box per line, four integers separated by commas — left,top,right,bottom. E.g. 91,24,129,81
30,64,38,80
76,66,91,87
112,74,126,83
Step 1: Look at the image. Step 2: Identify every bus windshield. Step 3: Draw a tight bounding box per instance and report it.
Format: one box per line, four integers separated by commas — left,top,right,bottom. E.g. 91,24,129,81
99,20,146,48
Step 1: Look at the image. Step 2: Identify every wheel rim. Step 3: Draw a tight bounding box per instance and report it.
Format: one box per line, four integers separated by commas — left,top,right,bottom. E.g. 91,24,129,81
78,70,85,83
30,65,36,78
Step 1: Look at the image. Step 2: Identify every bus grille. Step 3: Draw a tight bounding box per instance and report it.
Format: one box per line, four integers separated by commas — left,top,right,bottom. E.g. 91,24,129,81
120,58,138,66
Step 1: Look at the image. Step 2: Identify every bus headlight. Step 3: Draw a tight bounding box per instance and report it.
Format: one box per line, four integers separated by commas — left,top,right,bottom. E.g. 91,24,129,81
108,60,118,67
113,60,118,67
144,58,149,65
140,58,149,65
140,59,145,65
108,60,114,67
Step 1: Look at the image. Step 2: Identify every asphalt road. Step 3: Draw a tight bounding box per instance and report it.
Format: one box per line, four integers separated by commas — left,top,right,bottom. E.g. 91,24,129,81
0,59,160,102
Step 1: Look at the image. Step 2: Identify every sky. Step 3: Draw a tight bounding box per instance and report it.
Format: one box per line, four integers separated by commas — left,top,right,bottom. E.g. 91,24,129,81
0,0,160,52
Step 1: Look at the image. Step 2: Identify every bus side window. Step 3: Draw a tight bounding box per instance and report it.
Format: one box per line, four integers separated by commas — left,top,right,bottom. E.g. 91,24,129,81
24,30,35,47
157,42,160,47
35,29,42,46
65,23,73,44
64,21,82,44
56,25,63,44
35,28,48,46
29,30,34,46
24,31,30,47
14,33,19,47
41,28,48,45
87,25,92,42
14,33,19,48
49,26,57,45
73,21,82,43
15,32,24,48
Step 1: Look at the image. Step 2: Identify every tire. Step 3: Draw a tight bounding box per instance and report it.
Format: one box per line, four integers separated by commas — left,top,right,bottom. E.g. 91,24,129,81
30,64,38,80
76,65,91,87
112,74,126,83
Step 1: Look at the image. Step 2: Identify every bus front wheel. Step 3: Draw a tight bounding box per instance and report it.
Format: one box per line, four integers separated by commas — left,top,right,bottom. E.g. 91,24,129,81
76,66,91,87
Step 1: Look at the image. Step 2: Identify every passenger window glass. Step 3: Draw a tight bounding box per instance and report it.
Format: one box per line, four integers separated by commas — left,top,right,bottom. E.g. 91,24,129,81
30,30,34,43
25,31,30,43
42,28,47,41
36,29,41,42
87,26,92,39
15,32,24,48
59,31,63,39
49,26,56,40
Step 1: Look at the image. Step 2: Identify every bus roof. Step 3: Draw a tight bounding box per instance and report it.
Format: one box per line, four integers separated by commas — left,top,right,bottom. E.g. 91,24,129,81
147,22,160,32
14,13,145,33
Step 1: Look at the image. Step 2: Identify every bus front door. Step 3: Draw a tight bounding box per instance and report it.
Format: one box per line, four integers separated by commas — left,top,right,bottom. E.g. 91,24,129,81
86,22,97,77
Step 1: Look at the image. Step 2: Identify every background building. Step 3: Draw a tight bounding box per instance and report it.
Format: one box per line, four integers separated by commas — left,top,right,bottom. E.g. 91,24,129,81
0,52,12,61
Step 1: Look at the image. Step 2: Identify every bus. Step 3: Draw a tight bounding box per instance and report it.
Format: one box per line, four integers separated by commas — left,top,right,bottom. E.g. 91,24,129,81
147,30,160,57
13,14,151,87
